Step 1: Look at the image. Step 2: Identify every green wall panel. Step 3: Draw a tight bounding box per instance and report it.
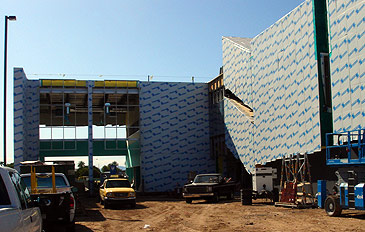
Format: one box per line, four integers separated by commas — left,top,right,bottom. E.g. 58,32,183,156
39,140,130,158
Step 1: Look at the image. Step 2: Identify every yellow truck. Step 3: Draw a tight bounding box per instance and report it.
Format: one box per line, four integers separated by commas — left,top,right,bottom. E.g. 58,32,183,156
99,178,136,208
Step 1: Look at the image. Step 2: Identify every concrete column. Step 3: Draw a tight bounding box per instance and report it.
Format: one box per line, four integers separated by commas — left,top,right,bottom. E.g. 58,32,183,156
87,81,94,195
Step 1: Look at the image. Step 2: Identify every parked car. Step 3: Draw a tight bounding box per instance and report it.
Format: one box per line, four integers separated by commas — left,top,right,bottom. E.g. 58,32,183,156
21,172,76,231
99,178,136,208
0,166,42,232
183,173,236,203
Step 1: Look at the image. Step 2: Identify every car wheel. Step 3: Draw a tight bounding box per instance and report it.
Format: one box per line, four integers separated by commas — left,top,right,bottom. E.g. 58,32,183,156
104,200,110,209
227,192,234,200
185,198,192,204
100,199,104,205
213,193,219,203
65,220,75,232
272,188,279,203
131,200,136,208
324,195,342,217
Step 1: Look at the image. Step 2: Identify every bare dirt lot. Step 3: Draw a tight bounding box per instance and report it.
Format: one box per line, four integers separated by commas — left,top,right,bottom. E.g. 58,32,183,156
63,196,365,232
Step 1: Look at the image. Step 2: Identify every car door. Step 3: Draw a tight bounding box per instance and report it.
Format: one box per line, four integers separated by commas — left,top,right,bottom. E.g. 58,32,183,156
9,171,42,232
0,173,23,232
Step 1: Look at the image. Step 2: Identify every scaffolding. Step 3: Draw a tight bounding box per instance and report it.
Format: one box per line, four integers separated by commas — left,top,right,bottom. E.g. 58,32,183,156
275,153,315,208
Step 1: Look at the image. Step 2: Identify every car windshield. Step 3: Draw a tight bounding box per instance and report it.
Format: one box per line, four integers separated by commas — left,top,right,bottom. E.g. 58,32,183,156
105,180,131,188
194,175,219,183
22,176,68,188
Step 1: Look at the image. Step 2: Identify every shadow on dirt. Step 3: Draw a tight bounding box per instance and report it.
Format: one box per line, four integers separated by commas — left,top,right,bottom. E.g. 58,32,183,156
74,224,94,232
338,211,365,220
77,209,106,222
189,198,240,205
105,203,148,210
136,196,184,202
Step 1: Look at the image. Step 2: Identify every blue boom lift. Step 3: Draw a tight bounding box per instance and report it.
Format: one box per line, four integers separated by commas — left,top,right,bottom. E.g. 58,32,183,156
318,129,365,216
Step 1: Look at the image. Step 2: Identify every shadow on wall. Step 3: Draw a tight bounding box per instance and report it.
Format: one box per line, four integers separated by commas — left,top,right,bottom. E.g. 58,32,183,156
224,125,252,190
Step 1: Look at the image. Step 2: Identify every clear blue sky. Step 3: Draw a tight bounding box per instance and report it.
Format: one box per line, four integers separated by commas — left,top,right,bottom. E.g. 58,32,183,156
1,0,304,165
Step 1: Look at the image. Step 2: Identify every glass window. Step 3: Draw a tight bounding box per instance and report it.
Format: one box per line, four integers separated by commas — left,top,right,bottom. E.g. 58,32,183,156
0,176,11,205
194,175,219,183
22,175,68,189
9,172,32,209
106,180,131,188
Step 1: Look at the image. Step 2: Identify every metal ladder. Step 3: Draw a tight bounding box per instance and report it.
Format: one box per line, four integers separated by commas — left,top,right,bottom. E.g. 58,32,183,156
347,170,357,209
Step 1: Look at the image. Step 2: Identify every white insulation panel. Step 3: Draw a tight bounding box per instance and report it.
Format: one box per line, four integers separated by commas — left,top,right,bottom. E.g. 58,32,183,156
223,0,321,173
328,0,365,132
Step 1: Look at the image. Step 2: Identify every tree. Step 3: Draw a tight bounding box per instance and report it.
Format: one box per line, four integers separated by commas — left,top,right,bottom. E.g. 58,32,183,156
78,161,85,169
111,161,119,166
75,165,101,178
101,161,122,173
101,165,109,172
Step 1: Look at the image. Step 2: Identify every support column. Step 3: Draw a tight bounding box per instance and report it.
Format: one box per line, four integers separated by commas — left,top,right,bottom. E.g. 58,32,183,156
87,81,94,195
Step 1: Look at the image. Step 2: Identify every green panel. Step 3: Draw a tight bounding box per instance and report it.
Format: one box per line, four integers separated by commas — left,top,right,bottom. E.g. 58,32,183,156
127,140,140,168
93,140,128,156
64,141,76,149
39,140,130,158
40,141,51,150
126,166,140,190
126,168,133,181
40,141,88,159
313,0,333,146
135,166,140,190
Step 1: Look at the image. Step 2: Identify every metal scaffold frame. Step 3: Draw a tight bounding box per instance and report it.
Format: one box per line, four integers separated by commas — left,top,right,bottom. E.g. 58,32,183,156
275,153,315,208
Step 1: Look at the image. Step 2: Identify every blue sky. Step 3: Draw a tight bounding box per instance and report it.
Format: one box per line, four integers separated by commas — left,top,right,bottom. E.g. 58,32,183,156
1,0,304,165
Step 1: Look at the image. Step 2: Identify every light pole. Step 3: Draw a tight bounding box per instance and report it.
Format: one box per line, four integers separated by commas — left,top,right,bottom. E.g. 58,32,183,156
4,15,16,165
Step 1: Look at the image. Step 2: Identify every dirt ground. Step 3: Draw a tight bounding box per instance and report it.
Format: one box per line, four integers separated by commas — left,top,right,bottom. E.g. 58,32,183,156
63,195,365,232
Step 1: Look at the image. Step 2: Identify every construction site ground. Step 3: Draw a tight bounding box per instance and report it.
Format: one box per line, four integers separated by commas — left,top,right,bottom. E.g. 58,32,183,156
51,195,364,232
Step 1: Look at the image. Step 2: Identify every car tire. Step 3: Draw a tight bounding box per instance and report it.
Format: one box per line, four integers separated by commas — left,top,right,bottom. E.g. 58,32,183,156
185,198,192,204
65,220,75,232
131,200,136,208
227,192,234,200
100,199,104,205
324,195,342,217
213,193,219,203
104,200,110,209
272,188,279,203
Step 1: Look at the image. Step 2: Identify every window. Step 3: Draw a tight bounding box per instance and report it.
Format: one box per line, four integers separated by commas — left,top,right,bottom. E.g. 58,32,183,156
194,175,219,183
0,176,11,205
9,171,32,209
320,53,332,111
22,175,68,188
106,180,131,188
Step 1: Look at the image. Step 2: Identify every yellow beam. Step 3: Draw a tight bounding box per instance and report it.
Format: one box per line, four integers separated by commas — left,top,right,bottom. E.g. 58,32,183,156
41,80,87,87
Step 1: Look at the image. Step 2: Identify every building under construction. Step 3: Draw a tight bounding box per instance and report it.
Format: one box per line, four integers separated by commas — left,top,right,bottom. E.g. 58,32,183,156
14,0,364,192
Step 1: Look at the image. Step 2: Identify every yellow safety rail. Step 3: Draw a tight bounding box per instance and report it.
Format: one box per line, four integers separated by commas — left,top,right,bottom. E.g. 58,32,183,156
29,165,57,194
30,166,38,194
52,166,56,193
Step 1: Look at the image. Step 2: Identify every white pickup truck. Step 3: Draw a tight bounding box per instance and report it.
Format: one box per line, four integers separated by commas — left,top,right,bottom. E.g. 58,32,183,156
0,166,42,232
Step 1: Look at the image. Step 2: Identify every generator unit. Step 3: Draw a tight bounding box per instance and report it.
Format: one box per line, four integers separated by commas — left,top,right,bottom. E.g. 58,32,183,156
251,167,278,202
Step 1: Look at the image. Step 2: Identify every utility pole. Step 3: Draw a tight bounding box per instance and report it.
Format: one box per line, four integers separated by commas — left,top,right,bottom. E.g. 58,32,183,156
3,15,16,165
